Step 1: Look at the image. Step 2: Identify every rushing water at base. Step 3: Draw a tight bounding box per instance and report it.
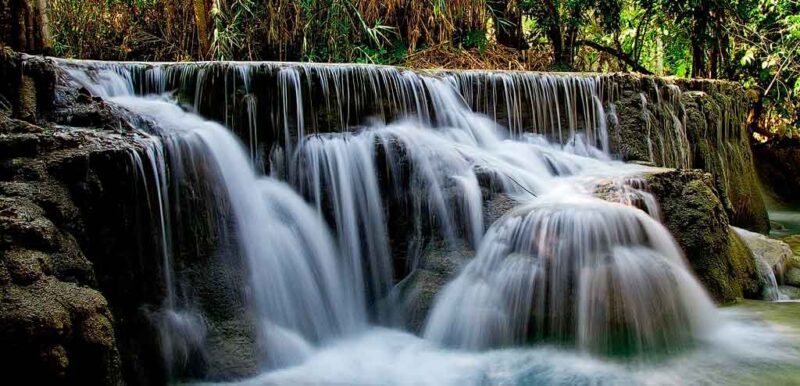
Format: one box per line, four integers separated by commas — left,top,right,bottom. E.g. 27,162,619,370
199,309,799,386
56,58,800,384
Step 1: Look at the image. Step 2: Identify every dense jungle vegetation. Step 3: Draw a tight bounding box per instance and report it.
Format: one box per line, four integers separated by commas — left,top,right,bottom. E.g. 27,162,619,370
2,0,799,137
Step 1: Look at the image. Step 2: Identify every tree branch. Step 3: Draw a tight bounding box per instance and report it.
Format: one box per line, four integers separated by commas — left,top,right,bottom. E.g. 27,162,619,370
575,39,653,74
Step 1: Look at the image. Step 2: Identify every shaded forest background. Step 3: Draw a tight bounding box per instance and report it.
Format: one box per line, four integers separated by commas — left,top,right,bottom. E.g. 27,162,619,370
1,0,798,137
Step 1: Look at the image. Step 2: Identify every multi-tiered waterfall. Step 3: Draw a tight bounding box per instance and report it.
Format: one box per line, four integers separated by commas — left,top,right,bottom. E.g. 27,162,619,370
53,59,794,385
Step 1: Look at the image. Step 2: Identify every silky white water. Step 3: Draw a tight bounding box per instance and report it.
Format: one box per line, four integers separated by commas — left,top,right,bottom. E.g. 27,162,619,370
200,312,797,386
56,58,800,384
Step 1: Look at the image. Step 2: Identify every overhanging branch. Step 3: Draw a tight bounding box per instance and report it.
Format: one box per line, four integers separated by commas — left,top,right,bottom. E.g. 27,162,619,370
576,40,653,75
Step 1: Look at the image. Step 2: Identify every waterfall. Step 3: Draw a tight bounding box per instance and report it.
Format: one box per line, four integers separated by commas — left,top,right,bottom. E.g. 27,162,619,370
732,228,789,302
755,254,789,301
423,198,715,355
51,58,779,384
64,64,367,371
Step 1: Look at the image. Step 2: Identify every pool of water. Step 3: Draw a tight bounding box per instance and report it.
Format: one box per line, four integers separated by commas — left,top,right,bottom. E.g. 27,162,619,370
198,303,800,386
770,209,800,238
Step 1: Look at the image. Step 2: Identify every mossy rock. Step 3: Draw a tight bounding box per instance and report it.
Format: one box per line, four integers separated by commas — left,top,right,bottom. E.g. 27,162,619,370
606,77,768,233
3,248,50,284
0,276,121,385
779,285,800,299
786,268,800,287
644,169,762,303
733,227,795,281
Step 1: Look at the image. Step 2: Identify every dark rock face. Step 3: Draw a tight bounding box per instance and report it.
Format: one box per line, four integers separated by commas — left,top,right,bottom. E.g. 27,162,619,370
1,53,263,385
0,52,163,385
392,194,518,333
643,170,762,303
753,137,800,205
0,122,133,384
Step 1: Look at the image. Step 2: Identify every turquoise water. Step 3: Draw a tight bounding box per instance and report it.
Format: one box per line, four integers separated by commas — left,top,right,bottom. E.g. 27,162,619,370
770,209,800,238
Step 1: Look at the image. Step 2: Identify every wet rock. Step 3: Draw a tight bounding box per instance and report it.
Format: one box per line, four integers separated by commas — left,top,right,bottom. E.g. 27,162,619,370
4,248,50,284
681,89,768,233
733,227,795,278
782,235,800,260
394,240,473,333
204,318,260,380
608,76,768,233
482,193,518,227
786,268,800,288
643,169,762,303
0,196,60,251
0,277,121,385
779,285,800,299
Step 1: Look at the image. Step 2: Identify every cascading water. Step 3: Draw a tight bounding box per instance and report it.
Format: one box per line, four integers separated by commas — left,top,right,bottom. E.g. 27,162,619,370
63,63,366,371
424,197,714,355
54,58,799,385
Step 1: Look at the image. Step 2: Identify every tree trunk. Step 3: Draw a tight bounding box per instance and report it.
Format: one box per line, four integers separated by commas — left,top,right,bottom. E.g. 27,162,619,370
32,0,49,51
549,25,570,69
5,0,50,54
691,39,706,78
690,5,709,78
193,0,210,58
490,0,529,50
747,92,768,139
655,30,664,76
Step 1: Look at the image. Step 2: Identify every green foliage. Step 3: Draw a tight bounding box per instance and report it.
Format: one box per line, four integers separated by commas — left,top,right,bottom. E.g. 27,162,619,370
727,0,800,136
462,30,489,52
41,0,799,135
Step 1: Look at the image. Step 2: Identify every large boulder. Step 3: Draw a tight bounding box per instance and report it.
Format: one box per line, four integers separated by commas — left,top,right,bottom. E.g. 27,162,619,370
642,169,762,303
786,268,800,288
0,191,122,384
392,193,518,334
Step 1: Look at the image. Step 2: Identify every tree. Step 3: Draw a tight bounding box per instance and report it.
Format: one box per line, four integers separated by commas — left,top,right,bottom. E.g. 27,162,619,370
656,0,744,78
5,0,51,53
489,0,529,49
520,0,622,70
730,0,800,137
194,0,211,58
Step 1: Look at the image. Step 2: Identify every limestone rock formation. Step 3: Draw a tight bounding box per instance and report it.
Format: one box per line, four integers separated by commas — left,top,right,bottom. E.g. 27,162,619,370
608,75,768,232
643,170,762,303
786,268,800,288
0,120,130,384
0,50,777,384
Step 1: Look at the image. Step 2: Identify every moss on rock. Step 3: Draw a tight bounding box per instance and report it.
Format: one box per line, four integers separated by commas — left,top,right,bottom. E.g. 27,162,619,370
4,248,49,284
607,75,768,233
681,90,768,233
644,169,762,303
786,268,800,287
